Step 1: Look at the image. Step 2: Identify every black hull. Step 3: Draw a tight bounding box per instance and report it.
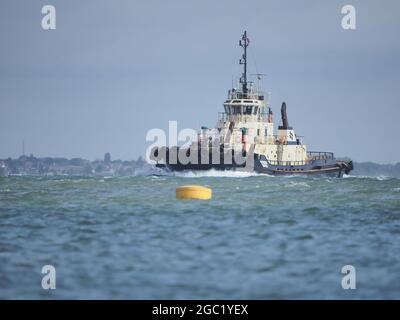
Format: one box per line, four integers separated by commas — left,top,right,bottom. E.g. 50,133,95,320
156,163,346,177
155,152,353,178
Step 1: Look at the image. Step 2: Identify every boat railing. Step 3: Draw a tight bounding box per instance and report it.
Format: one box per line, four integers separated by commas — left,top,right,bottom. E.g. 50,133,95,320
218,112,227,122
218,112,268,123
228,90,268,101
266,153,334,166
267,160,310,166
307,151,334,160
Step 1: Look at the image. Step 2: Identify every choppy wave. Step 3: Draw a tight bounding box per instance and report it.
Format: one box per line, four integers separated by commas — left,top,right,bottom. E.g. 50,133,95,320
1,173,400,299
284,181,311,188
172,169,271,178
139,166,399,181
344,174,397,181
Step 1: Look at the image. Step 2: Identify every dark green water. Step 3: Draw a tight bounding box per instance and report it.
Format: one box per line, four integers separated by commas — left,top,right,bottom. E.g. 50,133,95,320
0,172,399,299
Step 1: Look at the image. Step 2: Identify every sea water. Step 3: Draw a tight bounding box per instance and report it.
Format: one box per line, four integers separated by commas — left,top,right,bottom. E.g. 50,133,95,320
0,172,399,299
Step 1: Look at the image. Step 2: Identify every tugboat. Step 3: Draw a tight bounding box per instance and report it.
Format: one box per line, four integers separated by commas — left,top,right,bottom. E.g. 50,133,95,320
151,31,353,177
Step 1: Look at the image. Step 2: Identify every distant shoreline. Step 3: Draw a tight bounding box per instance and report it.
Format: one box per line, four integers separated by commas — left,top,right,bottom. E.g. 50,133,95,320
1,154,399,178
0,153,149,177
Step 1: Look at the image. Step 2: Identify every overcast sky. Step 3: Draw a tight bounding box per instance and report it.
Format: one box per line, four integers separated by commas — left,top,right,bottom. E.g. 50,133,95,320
0,0,399,163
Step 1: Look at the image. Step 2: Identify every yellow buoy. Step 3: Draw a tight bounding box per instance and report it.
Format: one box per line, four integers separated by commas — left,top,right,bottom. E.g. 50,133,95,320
176,185,212,200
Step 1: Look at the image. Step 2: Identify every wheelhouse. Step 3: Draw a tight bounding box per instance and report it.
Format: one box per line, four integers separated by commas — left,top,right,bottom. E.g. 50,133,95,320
223,99,265,116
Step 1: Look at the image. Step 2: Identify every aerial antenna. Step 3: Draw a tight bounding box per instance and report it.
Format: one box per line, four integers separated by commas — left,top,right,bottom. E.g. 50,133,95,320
250,73,266,92
251,73,266,79
239,31,250,95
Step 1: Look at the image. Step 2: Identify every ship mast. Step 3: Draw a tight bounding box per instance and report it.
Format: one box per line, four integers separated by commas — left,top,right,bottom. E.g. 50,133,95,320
239,31,249,96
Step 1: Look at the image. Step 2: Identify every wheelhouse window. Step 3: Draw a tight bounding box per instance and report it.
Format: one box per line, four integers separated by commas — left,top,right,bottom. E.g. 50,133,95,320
244,106,253,115
233,106,242,114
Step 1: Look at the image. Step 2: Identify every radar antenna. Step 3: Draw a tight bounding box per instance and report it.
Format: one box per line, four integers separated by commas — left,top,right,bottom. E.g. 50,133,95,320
239,31,250,96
